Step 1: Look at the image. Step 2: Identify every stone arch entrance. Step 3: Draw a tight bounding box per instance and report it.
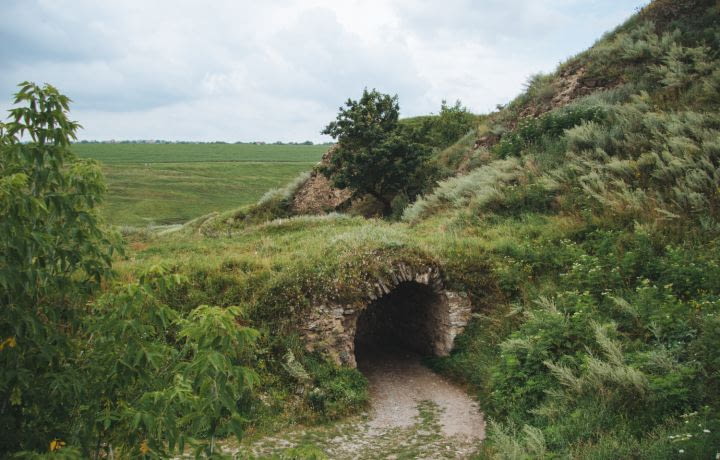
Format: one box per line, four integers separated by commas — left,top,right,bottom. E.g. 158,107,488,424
354,281,447,362
301,264,472,368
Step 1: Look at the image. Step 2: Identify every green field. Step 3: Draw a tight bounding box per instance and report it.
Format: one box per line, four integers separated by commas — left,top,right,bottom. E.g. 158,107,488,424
72,143,327,226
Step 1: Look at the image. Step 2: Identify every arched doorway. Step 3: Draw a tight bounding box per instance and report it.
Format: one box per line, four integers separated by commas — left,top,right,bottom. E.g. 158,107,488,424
354,281,445,365
299,264,472,368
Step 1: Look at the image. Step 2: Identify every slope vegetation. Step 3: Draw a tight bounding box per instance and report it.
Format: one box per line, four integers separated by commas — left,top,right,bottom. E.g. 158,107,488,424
4,0,719,457
138,1,720,456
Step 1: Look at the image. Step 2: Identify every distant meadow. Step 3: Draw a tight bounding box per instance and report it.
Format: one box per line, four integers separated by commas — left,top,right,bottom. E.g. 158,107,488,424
72,143,326,226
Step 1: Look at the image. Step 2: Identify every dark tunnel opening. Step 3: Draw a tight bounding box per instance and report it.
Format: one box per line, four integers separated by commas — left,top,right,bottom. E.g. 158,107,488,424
354,281,443,368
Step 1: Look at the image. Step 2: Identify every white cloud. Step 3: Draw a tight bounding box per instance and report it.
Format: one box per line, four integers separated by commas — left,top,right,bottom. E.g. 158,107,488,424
0,0,648,142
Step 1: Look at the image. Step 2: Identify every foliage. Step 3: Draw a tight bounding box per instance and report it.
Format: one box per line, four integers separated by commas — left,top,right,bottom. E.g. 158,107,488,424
320,89,434,214
0,83,260,458
0,82,120,452
78,268,259,458
423,100,478,149
304,356,368,420
0,82,116,304
494,101,608,158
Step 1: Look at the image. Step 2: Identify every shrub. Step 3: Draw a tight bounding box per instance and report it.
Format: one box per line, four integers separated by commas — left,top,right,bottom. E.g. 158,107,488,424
304,356,368,420
0,84,261,457
426,99,478,149
494,101,609,159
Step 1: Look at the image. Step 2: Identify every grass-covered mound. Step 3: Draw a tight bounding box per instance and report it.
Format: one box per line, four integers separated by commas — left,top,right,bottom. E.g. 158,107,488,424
411,0,720,456
134,0,720,456
4,0,720,457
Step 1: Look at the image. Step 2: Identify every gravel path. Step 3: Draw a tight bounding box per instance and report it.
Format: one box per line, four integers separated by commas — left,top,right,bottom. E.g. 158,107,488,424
359,348,485,441
233,348,485,459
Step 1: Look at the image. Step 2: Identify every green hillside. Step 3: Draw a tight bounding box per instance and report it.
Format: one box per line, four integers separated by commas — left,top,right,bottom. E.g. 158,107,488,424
3,0,720,457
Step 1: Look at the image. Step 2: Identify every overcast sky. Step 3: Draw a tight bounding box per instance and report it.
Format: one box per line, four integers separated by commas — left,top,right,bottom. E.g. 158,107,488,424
1,0,648,142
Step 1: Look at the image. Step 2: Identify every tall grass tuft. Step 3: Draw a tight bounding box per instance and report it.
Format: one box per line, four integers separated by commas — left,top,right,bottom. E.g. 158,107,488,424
402,158,523,222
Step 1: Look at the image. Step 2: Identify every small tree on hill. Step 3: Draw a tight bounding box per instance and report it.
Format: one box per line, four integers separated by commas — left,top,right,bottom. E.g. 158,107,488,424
320,89,432,215
431,99,477,148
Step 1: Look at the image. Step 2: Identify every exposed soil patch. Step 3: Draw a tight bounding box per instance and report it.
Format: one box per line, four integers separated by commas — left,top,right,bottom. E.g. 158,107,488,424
291,146,352,215
291,170,351,215
232,349,484,459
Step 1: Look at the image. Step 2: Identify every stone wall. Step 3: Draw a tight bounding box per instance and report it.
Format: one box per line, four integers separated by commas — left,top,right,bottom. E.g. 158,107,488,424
300,263,473,368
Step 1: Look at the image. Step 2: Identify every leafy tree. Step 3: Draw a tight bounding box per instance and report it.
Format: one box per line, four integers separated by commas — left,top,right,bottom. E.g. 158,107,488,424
320,89,433,214
0,82,120,452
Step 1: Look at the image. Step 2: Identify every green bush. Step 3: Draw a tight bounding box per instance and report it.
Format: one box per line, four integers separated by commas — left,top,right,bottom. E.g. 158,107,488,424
447,221,720,457
0,83,120,452
494,102,609,159
425,99,478,149
304,356,368,420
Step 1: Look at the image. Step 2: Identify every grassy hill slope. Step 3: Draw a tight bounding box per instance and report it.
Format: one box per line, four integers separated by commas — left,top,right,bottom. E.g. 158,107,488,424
115,0,720,457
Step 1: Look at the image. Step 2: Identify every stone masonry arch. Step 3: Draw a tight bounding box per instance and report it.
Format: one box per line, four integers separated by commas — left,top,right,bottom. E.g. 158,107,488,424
300,263,472,368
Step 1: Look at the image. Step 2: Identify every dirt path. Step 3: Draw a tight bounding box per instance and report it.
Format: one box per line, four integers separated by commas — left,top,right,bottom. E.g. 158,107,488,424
233,349,485,459
359,348,485,441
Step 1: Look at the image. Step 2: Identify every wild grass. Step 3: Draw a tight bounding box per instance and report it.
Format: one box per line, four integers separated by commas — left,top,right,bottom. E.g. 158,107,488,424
402,158,524,222
554,97,720,223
